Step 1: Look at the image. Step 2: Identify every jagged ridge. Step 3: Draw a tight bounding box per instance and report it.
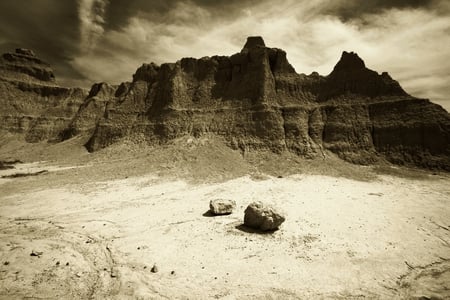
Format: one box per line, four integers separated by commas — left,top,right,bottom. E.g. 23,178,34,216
1,38,449,170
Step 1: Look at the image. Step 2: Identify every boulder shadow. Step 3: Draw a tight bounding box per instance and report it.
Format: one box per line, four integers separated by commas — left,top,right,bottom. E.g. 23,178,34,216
202,210,215,217
202,210,232,217
234,224,278,235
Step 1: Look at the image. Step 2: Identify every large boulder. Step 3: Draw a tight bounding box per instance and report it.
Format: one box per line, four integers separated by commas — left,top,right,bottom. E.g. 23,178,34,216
244,202,285,231
209,199,236,215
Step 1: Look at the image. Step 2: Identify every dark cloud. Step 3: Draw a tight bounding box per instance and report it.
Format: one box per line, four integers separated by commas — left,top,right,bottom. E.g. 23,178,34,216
0,0,257,83
104,0,258,31
0,0,85,81
323,0,435,21
104,0,172,30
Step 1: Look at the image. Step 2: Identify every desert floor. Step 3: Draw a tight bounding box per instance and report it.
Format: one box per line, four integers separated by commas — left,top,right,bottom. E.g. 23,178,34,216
0,136,449,299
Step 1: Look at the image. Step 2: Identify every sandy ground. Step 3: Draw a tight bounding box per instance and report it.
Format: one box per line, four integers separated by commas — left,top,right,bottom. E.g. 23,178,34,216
0,159,449,299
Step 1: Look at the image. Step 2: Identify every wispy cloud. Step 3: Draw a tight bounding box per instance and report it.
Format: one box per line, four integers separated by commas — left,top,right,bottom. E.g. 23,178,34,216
352,6,450,108
78,0,109,51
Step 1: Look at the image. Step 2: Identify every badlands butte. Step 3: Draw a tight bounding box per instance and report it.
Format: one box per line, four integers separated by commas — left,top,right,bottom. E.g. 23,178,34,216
0,36,449,170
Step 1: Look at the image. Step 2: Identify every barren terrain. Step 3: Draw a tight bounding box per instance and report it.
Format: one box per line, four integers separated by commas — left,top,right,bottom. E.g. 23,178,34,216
0,135,449,299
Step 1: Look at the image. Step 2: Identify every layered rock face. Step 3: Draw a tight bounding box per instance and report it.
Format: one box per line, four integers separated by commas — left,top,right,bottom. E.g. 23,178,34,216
1,38,449,170
69,37,448,169
0,48,56,83
80,37,321,154
0,49,87,142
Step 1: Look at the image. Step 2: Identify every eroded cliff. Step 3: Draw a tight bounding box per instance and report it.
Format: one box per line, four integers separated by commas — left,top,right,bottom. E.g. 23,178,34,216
70,37,449,169
1,37,449,170
0,48,87,142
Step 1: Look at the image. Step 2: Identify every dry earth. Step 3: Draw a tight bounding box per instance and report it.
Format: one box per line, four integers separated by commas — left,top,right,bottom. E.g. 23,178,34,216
0,135,449,299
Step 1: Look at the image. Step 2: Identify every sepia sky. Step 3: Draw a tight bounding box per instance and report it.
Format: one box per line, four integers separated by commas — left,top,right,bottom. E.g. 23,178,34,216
0,0,449,111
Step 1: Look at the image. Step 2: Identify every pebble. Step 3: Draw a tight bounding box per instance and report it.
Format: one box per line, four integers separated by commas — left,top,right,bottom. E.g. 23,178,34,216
110,269,118,278
151,264,158,273
30,250,43,257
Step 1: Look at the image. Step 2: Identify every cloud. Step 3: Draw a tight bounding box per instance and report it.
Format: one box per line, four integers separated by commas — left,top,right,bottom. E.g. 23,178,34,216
0,0,448,111
102,0,259,31
329,4,450,111
71,1,238,84
78,0,109,51
70,1,324,83
0,0,85,82
321,0,435,21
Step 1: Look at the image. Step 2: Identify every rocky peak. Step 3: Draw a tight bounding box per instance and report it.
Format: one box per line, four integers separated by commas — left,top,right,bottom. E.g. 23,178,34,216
132,62,160,82
87,82,116,99
381,71,392,79
0,48,56,83
332,51,366,72
322,50,407,99
242,36,266,50
15,48,36,57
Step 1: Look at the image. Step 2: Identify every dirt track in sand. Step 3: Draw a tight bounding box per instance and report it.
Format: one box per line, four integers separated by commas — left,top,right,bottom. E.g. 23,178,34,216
0,159,449,299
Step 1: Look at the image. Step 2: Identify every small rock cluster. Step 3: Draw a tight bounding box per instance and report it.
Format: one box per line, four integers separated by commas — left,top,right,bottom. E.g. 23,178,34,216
208,199,285,231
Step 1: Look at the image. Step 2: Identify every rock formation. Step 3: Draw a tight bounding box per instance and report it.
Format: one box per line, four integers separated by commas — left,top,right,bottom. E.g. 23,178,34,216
1,38,449,170
244,201,286,231
0,49,87,142
209,199,236,215
0,48,55,83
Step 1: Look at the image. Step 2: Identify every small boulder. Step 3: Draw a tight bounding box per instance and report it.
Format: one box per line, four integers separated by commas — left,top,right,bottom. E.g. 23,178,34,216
151,264,158,273
30,250,43,257
244,202,285,231
209,199,236,215
110,268,118,278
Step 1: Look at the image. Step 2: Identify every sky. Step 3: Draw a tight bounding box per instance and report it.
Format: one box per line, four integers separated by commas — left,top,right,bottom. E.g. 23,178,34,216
0,0,449,111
